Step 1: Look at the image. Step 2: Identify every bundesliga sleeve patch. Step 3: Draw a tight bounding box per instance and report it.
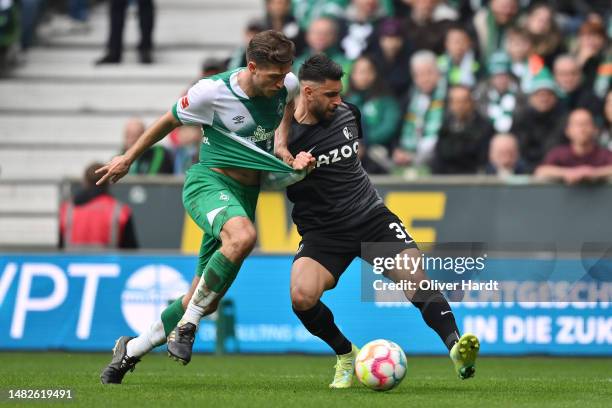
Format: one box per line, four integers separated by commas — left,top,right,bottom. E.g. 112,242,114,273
180,96,190,110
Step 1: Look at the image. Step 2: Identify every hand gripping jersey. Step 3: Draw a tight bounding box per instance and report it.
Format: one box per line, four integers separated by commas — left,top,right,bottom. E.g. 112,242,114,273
172,68,299,173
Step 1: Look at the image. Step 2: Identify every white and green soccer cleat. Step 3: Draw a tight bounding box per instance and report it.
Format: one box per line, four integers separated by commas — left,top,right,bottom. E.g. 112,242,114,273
329,344,360,389
450,333,480,379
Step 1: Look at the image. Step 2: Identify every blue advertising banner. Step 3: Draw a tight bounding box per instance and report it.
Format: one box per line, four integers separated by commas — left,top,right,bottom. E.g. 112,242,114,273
0,254,610,355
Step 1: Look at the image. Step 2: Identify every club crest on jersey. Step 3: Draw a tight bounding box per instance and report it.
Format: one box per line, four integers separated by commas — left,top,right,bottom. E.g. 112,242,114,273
219,192,229,201
246,125,274,144
180,96,189,109
232,115,245,124
342,126,354,140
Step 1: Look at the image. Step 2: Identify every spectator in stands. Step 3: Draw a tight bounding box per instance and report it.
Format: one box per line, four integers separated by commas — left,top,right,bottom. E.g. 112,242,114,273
600,90,612,149
263,0,306,56
292,0,346,31
553,54,602,116
549,0,608,34
573,18,610,99
521,2,565,68
432,85,494,174
59,162,138,249
345,54,401,148
449,0,484,24
20,0,43,51
227,19,266,70
577,0,612,21
394,0,458,19
485,133,528,176
393,50,446,170
403,0,455,54
293,17,352,87
510,68,565,172
122,118,174,175
475,51,522,133
505,27,533,86
535,109,612,184
68,0,90,30
473,0,519,62
437,25,481,87
338,0,387,60
0,0,19,68
95,0,155,64
201,57,225,78
173,127,201,175
505,26,551,95
369,17,413,98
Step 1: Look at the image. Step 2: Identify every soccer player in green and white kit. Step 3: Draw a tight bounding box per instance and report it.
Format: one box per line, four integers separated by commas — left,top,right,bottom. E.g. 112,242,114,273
98,30,315,384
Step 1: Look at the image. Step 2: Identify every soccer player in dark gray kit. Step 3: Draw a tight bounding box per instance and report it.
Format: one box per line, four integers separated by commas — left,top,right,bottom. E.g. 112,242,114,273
281,54,480,388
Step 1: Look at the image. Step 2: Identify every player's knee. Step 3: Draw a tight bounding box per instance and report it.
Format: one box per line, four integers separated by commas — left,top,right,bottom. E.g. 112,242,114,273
224,224,257,258
290,286,321,310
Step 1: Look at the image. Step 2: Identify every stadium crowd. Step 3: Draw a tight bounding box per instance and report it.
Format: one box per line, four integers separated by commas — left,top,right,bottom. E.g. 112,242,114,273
139,0,612,181
4,0,611,182
247,0,612,180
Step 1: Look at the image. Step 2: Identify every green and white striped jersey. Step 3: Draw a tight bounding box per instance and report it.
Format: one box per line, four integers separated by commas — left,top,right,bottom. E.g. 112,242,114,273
172,68,299,173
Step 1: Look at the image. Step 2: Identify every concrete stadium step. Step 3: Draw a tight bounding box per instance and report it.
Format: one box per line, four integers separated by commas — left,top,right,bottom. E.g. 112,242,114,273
38,0,262,49
0,216,58,247
0,183,59,247
0,148,118,180
0,81,181,114
0,184,59,213
14,49,230,82
0,114,159,148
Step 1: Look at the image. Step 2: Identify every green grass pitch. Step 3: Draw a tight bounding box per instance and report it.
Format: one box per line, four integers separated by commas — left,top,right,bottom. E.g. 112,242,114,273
1,353,610,407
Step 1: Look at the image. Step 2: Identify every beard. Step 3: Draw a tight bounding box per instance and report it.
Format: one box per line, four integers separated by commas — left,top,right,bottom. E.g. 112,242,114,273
312,104,337,122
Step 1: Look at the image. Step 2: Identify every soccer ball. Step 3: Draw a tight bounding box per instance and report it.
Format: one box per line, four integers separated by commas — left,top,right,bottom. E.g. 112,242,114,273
355,339,407,391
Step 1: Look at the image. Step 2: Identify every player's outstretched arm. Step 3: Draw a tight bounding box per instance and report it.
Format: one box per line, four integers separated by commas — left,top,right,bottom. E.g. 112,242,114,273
96,111,181,185
275,100,296,165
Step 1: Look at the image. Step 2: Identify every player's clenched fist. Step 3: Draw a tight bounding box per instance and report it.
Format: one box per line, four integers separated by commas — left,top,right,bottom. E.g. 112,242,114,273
95,155,132,185
292,151,316,172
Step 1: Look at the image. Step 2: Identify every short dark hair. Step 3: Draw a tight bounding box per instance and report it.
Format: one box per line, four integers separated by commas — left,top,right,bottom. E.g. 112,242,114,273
298,54,344,82
246,30,295,66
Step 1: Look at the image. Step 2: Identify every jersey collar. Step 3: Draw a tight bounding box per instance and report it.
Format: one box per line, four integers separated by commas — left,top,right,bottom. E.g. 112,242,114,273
229,69,250,100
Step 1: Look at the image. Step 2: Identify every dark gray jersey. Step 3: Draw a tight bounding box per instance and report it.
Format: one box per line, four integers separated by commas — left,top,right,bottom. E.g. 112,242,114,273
286,102,384,235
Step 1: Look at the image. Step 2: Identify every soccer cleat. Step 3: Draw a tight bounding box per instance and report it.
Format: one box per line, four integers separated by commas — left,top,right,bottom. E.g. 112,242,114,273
100,336,141,384
167,322,197,365
329,344,360,389
449,333,480,380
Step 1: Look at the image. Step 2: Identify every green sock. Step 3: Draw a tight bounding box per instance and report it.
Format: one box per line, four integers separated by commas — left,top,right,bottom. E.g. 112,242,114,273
203,250,241,293
161,296,184,336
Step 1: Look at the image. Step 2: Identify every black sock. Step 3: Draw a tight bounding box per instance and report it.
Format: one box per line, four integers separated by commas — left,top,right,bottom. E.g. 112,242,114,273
411,289,460,351
293,301,352,355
